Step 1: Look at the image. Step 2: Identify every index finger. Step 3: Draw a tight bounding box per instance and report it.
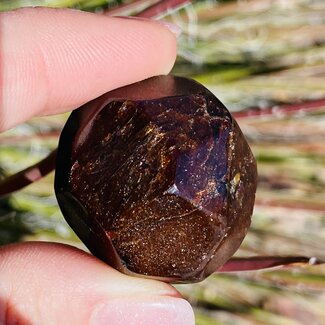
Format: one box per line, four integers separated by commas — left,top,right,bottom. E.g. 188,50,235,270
0,7,177,131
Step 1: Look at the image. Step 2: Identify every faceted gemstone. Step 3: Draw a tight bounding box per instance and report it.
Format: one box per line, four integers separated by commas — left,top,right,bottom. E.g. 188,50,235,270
55,75,257,283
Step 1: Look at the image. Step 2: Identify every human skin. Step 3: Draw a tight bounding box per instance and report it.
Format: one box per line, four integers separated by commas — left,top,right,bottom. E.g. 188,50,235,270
0,8,194,324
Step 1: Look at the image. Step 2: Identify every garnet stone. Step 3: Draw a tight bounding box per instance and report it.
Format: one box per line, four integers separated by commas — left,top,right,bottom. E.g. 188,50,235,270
55,75,257,283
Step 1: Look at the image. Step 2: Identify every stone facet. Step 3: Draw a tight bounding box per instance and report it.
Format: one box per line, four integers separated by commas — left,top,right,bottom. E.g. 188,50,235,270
55,75,257,283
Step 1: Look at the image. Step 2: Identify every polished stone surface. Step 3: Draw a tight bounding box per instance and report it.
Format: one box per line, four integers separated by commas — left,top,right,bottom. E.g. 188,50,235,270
55,75,257,283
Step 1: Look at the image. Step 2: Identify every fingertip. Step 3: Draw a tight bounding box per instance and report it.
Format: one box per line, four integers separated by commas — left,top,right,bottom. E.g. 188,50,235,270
0,241,180,295
0,242,184,324
0,8,177,131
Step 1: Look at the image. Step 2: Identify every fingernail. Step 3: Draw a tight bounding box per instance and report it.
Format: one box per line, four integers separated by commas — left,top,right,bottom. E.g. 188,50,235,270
114,16,182,37
157,21,182,37
91,297,195,325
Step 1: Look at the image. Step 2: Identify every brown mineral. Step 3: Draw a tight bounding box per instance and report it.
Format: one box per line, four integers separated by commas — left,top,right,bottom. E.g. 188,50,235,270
55,75,257,283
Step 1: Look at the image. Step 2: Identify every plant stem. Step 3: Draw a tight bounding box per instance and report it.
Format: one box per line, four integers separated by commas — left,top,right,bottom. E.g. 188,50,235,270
0,149,57,197
103,0,190,18
218,255,321,272
232,98,325,120
255,198,325,212
103,0,160,17
135,0,190,19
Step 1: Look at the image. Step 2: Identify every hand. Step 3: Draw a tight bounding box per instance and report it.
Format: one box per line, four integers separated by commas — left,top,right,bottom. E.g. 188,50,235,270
0,8,194,324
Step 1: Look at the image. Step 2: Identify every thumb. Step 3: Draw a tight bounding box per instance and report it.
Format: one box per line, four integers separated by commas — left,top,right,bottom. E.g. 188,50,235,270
0,242,194,325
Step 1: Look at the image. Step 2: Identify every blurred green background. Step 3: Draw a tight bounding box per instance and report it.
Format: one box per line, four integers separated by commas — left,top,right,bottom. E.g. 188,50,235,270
1,0,325,324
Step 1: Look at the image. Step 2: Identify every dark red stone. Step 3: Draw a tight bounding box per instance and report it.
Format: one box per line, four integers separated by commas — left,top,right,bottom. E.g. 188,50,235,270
55,75,257,283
